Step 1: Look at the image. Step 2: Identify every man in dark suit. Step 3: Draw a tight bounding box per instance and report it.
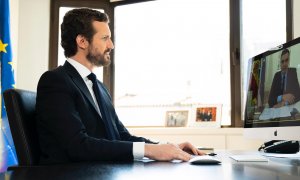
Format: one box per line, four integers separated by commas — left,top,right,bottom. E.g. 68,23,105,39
268,49,300,108
36,8,203,164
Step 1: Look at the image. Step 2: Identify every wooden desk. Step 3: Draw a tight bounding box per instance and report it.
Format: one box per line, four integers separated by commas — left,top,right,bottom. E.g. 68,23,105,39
1,151,300,180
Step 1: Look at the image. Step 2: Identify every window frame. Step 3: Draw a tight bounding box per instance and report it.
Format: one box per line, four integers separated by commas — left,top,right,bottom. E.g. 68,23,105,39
49,0,293,127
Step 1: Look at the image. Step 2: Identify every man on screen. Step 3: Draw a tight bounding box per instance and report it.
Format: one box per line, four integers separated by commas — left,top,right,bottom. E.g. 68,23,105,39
268,49,300,108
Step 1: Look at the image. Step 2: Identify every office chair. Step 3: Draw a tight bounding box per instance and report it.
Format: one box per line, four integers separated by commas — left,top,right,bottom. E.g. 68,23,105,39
3,88,40,167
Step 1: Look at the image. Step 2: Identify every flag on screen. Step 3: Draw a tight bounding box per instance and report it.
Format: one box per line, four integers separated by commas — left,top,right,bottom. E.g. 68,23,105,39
250,60,260,106
0,0,18,172
258,58,266,107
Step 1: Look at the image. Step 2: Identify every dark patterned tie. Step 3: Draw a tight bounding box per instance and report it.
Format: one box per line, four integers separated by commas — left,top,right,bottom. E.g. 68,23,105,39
87,73,116,140
281,74,286,94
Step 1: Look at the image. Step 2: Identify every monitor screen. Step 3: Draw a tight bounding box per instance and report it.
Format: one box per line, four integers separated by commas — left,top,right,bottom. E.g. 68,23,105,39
244,37,300,141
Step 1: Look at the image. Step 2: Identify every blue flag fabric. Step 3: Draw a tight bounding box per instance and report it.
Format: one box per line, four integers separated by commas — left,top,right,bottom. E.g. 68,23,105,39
0,0,18,172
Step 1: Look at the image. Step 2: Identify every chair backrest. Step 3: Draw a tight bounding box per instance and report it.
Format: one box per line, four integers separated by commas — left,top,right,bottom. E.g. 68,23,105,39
3,88,40,166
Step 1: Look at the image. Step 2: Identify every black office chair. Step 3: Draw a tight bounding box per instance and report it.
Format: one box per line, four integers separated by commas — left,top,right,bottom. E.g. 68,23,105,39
3,88,40,167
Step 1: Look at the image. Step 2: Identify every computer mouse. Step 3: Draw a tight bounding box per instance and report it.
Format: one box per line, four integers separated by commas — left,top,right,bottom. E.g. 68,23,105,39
189,156,221,165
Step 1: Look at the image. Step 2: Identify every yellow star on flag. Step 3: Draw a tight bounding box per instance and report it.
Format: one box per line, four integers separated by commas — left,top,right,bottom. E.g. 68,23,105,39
0,39,8,53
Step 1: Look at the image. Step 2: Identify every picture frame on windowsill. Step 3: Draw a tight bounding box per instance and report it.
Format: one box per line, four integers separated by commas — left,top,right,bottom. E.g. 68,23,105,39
189,104,222,128
165,110,189,127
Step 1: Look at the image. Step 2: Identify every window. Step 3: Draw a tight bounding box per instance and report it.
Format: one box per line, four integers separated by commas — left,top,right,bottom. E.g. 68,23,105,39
114,0,231,126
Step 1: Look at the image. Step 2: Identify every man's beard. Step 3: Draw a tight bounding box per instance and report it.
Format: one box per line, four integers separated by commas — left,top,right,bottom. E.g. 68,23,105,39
86,47,111,67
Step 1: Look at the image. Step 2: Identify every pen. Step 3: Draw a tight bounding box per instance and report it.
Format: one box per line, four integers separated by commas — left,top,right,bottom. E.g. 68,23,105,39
207,153,217,156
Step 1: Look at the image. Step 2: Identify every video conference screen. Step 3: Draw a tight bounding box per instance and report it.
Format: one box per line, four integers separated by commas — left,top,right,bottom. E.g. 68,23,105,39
245,37,300,128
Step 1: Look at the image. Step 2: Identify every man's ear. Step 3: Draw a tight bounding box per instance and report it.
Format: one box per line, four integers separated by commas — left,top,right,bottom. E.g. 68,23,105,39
76,35,88,49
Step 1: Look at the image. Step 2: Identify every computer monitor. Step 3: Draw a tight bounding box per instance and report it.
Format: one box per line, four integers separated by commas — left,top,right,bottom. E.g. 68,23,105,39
244,37,300,141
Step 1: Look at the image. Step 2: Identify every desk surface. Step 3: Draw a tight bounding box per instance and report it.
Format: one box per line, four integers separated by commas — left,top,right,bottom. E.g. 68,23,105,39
1,151,300,180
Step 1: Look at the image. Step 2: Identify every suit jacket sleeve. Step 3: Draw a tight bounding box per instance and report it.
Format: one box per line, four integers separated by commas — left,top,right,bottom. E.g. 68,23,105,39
36,70,134,163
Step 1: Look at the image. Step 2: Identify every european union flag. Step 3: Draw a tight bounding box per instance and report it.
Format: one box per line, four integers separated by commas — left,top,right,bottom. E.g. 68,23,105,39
0,0,18,172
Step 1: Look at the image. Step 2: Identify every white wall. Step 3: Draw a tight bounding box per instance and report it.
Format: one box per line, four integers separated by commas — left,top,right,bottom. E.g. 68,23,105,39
10,0,19,80
14,0,50,91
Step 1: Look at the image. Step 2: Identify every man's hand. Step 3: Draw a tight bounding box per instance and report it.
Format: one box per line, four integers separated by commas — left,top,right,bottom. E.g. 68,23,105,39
144,143,191,161
178,142,206,156
282,93,295,104
144,142,205,162
273,93,296,108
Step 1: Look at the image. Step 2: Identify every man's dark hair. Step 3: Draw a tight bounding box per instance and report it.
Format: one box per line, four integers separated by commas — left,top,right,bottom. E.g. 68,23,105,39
61,8,109,57
281,48,290,58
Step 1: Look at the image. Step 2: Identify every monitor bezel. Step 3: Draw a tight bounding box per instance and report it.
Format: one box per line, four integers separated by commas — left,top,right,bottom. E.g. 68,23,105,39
244,37,300,141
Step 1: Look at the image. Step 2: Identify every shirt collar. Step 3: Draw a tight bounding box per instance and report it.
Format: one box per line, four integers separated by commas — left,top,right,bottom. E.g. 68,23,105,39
67,58,91,79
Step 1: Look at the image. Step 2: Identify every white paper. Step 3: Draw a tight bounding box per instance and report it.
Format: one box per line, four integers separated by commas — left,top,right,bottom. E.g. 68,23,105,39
259,101,300,120
259,106,292,120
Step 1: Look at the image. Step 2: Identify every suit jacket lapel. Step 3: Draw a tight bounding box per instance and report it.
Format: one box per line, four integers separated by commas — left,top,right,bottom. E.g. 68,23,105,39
62,61,120,140
63,61,100,115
